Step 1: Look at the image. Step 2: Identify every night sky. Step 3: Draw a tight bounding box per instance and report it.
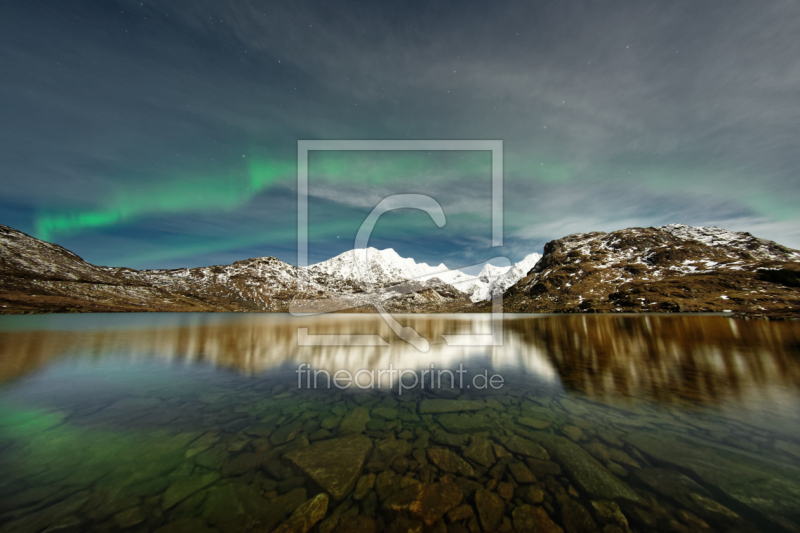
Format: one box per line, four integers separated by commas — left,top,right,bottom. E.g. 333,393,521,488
2,1,799,271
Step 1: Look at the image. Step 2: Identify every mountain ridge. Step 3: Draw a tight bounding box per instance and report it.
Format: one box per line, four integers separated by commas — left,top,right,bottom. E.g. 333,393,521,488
2,223,799,318
477,223,800,319
0,225,468,314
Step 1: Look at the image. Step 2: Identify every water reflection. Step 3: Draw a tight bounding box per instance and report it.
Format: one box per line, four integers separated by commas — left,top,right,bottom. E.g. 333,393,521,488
2,314,800,533
1,314,798,407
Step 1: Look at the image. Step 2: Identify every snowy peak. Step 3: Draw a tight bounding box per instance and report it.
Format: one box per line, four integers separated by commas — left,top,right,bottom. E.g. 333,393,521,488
309,247,447,287
309,247,542,302
478,263,511,280
468,252,542,301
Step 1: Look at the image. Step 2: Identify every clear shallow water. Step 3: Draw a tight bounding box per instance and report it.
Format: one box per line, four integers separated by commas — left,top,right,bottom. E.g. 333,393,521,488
0,313,799,533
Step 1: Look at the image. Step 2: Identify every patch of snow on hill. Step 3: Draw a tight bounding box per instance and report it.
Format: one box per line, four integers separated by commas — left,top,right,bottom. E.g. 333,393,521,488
659,224,800,261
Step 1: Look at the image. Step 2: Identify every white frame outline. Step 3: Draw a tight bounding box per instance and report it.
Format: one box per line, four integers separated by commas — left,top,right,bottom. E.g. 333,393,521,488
296,140,504,348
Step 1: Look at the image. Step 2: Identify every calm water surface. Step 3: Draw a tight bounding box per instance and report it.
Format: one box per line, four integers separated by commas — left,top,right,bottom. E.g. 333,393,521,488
0,313,799,533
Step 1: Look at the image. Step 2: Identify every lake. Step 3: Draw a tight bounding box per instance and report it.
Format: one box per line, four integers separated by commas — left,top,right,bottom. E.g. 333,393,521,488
0,313,799,533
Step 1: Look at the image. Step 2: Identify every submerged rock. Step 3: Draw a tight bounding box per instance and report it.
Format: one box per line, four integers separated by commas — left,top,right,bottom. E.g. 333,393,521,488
512,504,563,533
464,436,495,468
354,473,376,500
607,448,639,469
375,469,400,500
285,435,372,500
518,417,551,430
383,482,463,525
475,488,505,532
447,503,475,522
519,486,545,505
437,413,492,434
775,440,800,460
531,433,639,502
271,421,304,445
526,458,561,477
201,482,288,531
624,431,800,529
507,461,537,484
430,429,467,447
632,467,738,522
557,494,596,533
113,506,146,528
370,438,413,465
372,407,399,420
561,425,584,442
505,436,549,459
427,448,475,477
162,472,219,509
320,416,342,430
590,501,631,533
273,493,330,533
221,451,268,477
419,399,484,414
339,407,371,434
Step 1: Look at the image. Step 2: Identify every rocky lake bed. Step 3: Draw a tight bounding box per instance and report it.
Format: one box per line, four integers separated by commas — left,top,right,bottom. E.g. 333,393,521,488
0,313,799,533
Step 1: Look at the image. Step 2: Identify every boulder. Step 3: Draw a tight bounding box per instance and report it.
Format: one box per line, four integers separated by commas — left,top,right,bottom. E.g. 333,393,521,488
505,436,549,459
285,435,372,500
512,504,563,533
531,433,639,502
464,436,495,468
339,407,371,434
383,482,463,525
427,448,475,477
475,488,504,532
623,431,800,528
273,493,330,533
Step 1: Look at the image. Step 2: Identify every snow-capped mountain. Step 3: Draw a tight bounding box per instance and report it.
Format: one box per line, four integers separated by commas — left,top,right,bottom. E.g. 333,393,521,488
477,263,511,279
309,248,446,288
466,252,542,301
309,247,541,302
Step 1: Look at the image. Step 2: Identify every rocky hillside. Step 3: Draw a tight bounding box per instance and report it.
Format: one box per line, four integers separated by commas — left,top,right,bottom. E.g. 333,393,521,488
0,225,468,314
487,224,800,319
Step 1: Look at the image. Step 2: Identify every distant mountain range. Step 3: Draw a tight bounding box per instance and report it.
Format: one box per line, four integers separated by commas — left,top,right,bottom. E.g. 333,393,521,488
309,247,541,303
1,223,798,318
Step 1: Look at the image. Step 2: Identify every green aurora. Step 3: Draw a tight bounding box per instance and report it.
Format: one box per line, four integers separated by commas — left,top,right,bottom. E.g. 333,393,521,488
34,151,496,242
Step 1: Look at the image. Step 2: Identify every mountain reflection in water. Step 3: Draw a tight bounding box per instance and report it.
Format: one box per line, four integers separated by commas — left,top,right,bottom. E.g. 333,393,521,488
1,314,798,407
